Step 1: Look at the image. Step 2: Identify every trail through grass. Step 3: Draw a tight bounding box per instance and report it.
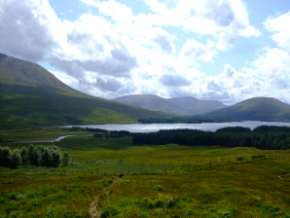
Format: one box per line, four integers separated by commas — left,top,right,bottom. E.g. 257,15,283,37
89,176,123,218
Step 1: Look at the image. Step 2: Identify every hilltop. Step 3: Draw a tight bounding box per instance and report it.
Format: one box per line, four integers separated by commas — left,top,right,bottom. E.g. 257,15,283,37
196,97,290,122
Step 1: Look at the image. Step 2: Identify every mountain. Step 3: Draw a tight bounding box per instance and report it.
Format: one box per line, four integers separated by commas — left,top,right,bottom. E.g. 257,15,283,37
115,94,225,116
0,53,80,95
196,97,290,122
0,53,167,128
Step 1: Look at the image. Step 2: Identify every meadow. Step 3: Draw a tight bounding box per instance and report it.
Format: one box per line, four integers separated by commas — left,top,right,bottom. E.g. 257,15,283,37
0,130,290,218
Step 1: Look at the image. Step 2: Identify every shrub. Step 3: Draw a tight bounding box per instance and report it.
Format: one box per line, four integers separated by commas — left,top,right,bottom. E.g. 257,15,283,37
251,155,266,160
236,156,245,161
101,206,120,218
45,207,82,218
153,185,164,192
140,196,178,210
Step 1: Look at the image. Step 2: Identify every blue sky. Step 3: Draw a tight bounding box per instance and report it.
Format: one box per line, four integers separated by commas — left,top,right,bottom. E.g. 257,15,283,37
1,0,290,104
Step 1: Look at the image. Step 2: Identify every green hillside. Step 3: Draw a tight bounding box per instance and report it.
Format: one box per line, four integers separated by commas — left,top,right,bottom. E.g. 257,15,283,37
197,97,290,122
0,54,167,128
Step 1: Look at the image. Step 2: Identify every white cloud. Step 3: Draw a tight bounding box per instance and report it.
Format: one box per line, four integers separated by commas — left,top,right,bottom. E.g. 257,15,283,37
143,0,260,37
80,0,134,23
4,0,285,104
193,46,290,104
265,12,290,49
180,39,219,63
0,0,56,61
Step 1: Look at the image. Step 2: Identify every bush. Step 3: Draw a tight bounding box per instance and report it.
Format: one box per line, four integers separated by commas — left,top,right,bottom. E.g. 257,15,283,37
140,196,178,210
251,155,266,160
236,156,245,162
153,185,164,192
101,206,120,218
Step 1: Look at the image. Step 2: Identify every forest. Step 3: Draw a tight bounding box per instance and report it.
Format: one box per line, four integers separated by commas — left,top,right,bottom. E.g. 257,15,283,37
130,126,290,149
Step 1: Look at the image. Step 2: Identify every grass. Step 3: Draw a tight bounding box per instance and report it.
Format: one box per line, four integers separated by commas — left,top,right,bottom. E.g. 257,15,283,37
82,108,135,124
0,127,88,143
0,134,290,217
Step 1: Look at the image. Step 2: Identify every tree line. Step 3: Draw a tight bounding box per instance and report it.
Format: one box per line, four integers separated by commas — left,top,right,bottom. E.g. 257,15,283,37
131,126,290,149
0,144,70,169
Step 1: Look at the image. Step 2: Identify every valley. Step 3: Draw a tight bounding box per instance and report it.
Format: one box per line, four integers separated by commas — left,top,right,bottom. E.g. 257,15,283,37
1,54,290,218
1,130,290,217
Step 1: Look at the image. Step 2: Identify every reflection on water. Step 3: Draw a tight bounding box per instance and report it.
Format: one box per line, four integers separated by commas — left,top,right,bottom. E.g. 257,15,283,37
67,121,290,133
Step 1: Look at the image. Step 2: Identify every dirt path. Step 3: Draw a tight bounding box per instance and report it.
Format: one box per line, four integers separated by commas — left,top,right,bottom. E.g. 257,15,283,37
89,176,123,218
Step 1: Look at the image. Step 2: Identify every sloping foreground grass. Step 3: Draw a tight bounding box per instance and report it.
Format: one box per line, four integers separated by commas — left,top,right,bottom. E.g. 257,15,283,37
0,136,290,217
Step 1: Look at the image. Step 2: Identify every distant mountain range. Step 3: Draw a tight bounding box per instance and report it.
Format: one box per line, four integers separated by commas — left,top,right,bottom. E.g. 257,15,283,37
115,94,225,116
0,53,167,128
1,53,290,127
139,97,290,123
195,97,290,122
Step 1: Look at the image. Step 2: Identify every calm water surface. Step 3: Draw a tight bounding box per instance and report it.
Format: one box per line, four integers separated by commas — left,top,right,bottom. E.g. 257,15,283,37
67,121,290,133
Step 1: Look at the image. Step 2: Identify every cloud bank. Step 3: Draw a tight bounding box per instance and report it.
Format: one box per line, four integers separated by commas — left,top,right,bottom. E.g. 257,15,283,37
0,0,290,104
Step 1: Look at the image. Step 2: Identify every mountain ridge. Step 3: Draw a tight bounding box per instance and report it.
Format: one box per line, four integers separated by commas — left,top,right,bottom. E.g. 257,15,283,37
115,94,226,116
194,97,290,122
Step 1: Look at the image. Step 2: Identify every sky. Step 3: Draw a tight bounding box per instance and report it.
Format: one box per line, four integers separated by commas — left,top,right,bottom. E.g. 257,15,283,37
1,0,290,104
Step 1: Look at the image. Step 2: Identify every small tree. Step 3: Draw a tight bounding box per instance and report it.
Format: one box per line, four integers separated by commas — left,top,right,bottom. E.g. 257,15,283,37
20,147,30,165
0,146,12,167
29,145,42,166
62,152,70,166
9,150,22,169
51,150,62,167
42,148,52,167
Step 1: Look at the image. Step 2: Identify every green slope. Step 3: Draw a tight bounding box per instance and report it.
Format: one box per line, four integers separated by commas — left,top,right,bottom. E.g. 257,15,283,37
0,54,167,128
197,97,290,122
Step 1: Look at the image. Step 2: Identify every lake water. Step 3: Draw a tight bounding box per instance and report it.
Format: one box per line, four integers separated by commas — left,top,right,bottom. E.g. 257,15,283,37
67,121,290,133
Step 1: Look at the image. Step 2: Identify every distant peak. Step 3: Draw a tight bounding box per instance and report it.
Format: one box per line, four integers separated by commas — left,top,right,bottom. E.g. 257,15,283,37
243,97,283,103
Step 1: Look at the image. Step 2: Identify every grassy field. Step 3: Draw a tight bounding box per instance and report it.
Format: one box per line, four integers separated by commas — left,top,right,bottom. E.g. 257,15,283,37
0,134,290,217
0,127,88,143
